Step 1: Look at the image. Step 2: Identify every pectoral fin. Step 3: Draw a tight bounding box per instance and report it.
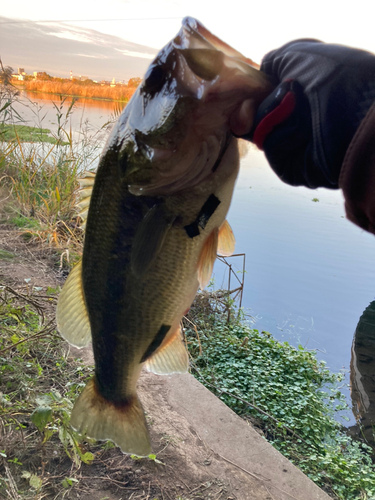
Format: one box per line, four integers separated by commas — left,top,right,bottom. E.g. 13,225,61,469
56,260,91,348
217,220,235,256
197,229,218,289
144,326,189,374
131,204,175,278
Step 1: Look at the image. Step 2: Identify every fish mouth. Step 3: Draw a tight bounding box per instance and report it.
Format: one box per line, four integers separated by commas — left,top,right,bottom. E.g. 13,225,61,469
178,17,259,69
125,18,273,197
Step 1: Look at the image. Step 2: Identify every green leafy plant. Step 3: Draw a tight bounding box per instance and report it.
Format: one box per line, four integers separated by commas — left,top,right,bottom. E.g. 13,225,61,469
186,295,375,500
0,285,95,498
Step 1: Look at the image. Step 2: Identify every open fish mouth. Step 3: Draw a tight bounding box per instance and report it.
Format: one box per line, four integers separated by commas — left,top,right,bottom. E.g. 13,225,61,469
176,17,260,69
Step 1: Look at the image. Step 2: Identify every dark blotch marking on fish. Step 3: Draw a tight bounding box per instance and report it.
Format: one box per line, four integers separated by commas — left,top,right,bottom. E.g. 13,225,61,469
184,223,200,238
92,377,138,410
142,62,169,97
141,324,171,363
197,194,221,229
184,194,221,238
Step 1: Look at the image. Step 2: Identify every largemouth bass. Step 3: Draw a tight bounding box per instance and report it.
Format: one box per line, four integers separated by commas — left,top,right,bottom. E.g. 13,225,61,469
56,17,272,456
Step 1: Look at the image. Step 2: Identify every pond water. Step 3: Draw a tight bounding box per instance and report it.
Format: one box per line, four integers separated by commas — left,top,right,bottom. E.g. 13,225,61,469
10,90,124,142
223,151,375,431
11,91,375,435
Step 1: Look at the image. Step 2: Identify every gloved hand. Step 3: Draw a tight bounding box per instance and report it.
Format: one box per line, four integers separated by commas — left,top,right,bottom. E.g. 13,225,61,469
232,40,375,189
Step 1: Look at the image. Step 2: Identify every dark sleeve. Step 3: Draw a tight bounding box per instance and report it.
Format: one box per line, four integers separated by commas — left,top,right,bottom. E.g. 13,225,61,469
339,102,375,234
260,41,375,189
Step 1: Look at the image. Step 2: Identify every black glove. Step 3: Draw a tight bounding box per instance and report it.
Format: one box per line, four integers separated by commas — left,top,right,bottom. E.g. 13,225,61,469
246,40,375,189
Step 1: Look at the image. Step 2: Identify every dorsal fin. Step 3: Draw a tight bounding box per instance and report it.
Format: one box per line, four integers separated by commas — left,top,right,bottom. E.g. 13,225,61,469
77,171,96,229
217,220,235,256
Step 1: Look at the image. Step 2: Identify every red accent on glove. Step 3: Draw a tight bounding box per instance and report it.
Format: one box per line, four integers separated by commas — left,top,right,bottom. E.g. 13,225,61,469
253,92,296,150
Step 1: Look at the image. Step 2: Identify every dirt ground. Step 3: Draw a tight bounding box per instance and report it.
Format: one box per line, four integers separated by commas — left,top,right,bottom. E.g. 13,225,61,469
0,225,275,500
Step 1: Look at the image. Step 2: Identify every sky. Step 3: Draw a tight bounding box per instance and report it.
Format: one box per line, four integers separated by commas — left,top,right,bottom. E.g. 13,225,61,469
1,0,374,81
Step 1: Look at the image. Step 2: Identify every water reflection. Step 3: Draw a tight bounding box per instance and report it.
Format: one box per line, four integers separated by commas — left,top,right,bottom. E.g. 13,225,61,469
349,301,375,448
22,90,125,112
10,91,125,141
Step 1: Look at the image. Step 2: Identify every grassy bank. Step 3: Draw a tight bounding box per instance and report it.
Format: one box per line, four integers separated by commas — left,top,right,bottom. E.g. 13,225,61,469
185,294,375,499
0,94,108,257
0,124,67,145
20,80,137,102
0,286,97,497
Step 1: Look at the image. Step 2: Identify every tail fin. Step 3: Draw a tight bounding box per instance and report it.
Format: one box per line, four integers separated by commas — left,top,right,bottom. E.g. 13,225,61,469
70,378,151,456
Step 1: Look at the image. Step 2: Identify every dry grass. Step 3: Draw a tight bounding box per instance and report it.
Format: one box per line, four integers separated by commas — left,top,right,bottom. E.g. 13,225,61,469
0,95,108,264
22,81,137,102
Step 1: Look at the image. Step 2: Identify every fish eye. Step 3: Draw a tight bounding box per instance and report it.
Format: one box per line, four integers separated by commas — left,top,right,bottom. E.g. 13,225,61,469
144,65,166,93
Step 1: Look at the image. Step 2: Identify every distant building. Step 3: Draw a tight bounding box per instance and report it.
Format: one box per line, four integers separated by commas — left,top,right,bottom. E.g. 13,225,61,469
80,76,88,81
12,74,24,81
18,68,25,75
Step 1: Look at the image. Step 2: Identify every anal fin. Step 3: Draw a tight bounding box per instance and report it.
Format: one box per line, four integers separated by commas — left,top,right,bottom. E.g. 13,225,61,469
56,260,91,348
217,220,235,256
145,326,189,375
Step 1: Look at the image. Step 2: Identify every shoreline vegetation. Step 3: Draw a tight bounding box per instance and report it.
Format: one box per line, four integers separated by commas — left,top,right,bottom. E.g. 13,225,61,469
0,123,68,145
2,77,375,500
13,78,139,102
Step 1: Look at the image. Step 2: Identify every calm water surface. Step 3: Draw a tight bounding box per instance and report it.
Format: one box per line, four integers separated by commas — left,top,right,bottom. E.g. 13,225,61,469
15,91,375,430
12,90,123,141
221,150,375,429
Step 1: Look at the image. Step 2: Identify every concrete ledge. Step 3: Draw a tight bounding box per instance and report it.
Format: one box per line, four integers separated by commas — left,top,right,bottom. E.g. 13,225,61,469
71,344,330,499
139,371,331,500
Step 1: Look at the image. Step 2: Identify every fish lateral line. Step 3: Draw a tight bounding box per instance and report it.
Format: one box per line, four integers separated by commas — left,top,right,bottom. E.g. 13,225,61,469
184,193,221,238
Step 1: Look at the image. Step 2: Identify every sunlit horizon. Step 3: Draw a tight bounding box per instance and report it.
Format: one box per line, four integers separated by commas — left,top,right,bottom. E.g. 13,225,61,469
2,0,375,74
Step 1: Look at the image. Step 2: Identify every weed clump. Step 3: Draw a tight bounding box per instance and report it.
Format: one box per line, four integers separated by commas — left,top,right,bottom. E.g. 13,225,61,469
0,88,107,259
0,285,96,497
185,295,375,500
